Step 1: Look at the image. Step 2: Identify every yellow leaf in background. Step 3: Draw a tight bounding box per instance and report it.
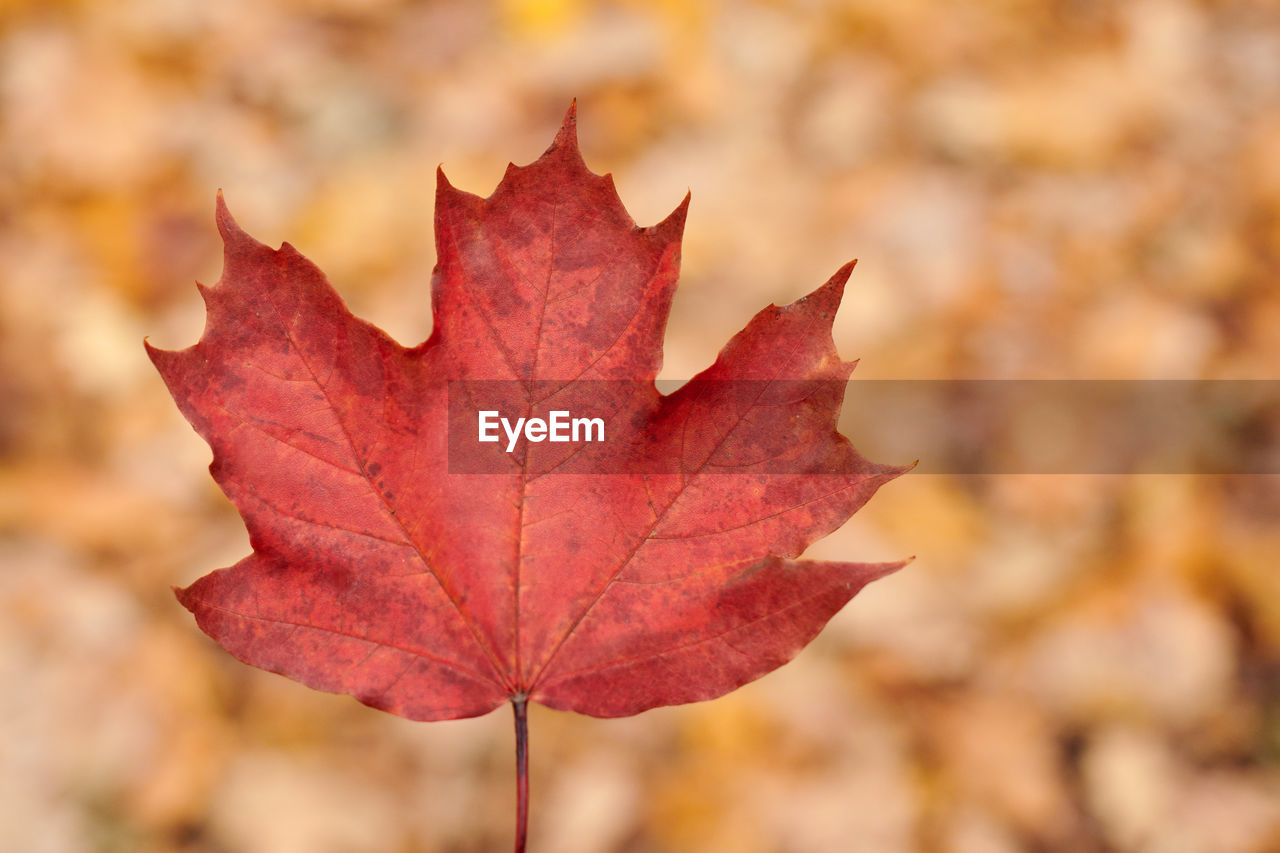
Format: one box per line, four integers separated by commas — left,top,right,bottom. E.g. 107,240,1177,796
500,0,586,38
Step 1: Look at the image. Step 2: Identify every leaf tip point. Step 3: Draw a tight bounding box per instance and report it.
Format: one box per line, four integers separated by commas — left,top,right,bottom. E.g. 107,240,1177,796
549,100,583,161
435,166,475,208
785,264,851,327
652,191,691,239
883,458,919,479
901,458,921,475
831,258,857,288
818,260,857,307
880,557,914,579
213,190,253,248
673,190,692,218
143,337,177,365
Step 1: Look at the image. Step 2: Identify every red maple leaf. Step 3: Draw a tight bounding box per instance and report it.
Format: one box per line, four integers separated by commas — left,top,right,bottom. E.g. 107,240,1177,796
148,105,908,849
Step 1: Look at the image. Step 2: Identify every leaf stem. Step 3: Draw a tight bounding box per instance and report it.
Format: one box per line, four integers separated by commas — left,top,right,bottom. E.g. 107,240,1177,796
513,695,529,853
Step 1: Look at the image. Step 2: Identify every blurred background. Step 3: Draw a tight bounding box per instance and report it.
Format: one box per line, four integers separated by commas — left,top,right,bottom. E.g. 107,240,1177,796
2,0,1279,851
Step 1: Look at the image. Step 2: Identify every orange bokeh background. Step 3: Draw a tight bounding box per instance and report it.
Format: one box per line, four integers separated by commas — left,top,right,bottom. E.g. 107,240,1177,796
2,1,1278,851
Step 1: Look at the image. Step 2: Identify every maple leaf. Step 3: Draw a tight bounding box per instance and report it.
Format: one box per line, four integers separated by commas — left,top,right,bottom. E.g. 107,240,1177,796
148,104,908,848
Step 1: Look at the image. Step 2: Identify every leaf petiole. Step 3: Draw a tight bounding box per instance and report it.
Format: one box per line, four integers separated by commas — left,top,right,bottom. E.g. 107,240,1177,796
513,695,529,853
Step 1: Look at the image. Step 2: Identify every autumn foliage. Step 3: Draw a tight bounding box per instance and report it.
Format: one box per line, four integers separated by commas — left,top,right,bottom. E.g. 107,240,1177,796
148,104,906,847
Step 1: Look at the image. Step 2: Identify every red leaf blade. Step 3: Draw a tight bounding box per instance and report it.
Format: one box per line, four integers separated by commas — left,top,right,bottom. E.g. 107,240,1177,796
151,106,908,720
